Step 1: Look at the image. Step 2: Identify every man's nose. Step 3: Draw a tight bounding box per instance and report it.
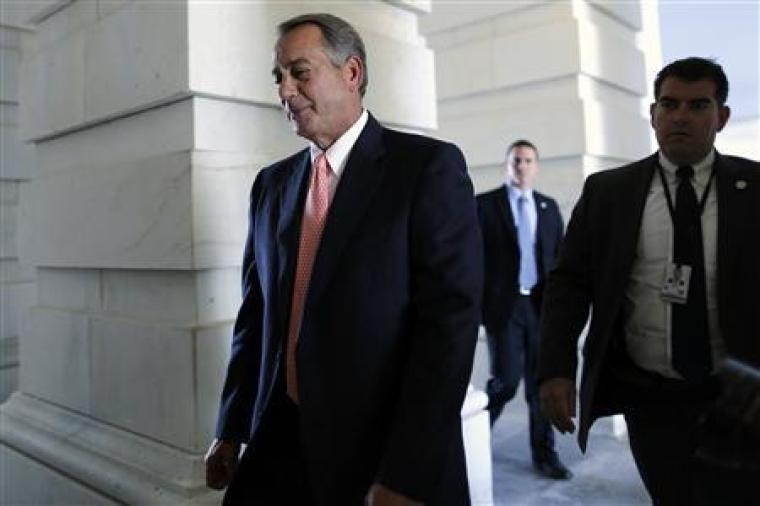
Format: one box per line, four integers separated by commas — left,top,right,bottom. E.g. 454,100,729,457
278,73,296,103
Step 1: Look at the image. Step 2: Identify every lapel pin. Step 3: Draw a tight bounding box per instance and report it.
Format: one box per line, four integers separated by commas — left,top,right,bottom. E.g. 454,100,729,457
540,201,547,209
736,180,747,190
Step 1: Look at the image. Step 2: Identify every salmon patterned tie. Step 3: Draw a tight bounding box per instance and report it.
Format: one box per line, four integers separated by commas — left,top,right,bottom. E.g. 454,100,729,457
286,153,333,402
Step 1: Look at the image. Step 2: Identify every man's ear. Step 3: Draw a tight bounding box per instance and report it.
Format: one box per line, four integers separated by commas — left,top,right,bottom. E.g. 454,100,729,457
717,105,731,132
343,55,363,93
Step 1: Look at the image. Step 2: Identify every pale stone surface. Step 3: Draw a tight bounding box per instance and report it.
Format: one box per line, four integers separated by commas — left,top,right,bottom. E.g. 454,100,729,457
462,388,494,506
20,307,90,412
37,268,101,312
1,104,36,180
89,317,198,450
195,267,242,326
588,0,643,30
0,281,35,347
101,269,196,325
24,151,194,269
195,322,235,441
0,444,116,506
0,393,223,505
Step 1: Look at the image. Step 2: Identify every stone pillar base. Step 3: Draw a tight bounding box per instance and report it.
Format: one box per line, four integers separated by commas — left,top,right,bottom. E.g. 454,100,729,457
0,393,222,505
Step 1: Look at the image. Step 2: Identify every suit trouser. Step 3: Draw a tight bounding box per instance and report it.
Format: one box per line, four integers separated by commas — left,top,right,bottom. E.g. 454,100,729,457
621,377,718,506
486,294,555,459
223,393,312,506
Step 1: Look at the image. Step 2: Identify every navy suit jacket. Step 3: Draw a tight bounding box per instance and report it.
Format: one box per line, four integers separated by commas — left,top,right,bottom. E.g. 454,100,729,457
538,152,760,451
477,186,564,334
214,114,483,504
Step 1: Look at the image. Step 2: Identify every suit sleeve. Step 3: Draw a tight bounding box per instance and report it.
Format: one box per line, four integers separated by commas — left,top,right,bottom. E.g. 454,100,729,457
537,178,594,383
376,143,483,498
214,174,265,442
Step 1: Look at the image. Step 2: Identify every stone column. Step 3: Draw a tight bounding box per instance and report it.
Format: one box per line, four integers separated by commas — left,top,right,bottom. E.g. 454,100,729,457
0,13,37,403
0,1,442,503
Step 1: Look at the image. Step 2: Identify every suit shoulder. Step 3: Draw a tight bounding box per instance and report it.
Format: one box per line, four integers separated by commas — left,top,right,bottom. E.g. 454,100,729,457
584,155,654,187
258,149,308,183
721,154,760,171
476,187,504,203
382,127,463,159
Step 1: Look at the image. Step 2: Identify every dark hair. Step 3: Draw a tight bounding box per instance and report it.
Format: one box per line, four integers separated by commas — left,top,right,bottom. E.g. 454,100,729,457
278,13,368,97
654,57,729,105
506,139,539,160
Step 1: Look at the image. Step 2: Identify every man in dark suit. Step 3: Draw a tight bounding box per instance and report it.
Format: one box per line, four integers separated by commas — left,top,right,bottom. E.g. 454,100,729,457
477,139,570,479
204,13,483,506
538,57,760,505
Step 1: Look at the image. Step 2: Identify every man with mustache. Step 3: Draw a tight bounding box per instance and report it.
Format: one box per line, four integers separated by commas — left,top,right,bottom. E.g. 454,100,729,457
538,57,760,505
204,13,483,506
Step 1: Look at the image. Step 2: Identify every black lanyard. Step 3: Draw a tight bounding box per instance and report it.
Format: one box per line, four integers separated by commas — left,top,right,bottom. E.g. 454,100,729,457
656,162,715,224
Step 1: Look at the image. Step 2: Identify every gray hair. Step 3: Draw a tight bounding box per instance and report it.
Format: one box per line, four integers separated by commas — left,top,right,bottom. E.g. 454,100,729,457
278,13,368,96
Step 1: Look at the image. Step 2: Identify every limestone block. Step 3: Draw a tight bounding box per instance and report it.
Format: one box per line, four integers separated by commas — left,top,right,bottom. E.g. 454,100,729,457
0,180,19,205
21,1,188,140
20,307,90,412
0,280,35,340
438,100,586,170
588,0,643,30
84,1,188,124
1,45,20,103
195,267,243,326
187,1,279,106
578,20,647,96
20,29,86,139
470,164,506,196
101,269,196,325
0,335,19,370
583,99,651,161
0,444,116,506
32,0,98,53
0,258,36,284
192,150,259,269
1,104,36,180
0,357,19,401
195,322,235,443
96,0,132,20
24,151,194,269
193,97,303,160
363,31,436,129
1,202,18,259
89,317,197,450
421,1,536,34
32,98,193,173
435,19,580,100
37,268,101,312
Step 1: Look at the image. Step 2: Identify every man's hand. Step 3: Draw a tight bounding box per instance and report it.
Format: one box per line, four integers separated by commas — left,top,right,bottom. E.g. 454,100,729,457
204,439,240,490
366,483,423,506
539,377,577,434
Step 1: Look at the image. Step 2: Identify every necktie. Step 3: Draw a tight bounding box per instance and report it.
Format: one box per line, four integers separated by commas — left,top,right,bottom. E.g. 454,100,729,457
286,153,333,402
517,194,537,290
671,165,712,381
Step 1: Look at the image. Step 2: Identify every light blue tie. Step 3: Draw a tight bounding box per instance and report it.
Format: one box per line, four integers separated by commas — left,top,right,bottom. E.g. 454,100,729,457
517,194,537,290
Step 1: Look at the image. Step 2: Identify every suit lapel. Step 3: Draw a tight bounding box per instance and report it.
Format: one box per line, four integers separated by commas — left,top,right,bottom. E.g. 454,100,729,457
304,114,387,312
497,187,517,242
276,150,311,339
612,155,657,289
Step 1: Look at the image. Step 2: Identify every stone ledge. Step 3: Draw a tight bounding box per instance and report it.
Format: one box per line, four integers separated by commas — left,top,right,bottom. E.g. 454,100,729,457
0,392,222,504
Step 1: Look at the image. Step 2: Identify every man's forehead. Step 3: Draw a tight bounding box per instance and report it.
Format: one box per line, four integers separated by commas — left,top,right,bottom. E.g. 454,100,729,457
659,77,718,100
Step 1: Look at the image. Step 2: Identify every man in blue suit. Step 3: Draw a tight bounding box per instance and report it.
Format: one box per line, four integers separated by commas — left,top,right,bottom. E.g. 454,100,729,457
476,140,570,479
204,13,483,506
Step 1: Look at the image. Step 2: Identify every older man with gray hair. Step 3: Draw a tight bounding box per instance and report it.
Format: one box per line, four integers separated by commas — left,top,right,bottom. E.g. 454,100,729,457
205,13,482,506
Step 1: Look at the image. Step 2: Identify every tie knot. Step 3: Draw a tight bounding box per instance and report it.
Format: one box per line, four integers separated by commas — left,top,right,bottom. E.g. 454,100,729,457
314,152,333,175
676,165,694,181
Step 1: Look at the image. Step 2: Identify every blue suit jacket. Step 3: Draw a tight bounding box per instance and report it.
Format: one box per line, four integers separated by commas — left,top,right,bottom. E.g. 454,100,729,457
215,114,483,504
477,186,564,334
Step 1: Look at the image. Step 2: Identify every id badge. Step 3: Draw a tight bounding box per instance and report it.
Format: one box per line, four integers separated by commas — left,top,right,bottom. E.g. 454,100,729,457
661,263,691,304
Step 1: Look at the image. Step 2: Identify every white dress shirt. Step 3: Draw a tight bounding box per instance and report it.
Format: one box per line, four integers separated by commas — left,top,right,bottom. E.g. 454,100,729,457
309,109,368,203
624,150,725,379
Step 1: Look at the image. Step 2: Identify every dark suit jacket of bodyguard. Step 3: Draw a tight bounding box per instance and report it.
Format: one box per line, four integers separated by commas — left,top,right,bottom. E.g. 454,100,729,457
214,114,484,504
477,187,564,333
537,152,760,452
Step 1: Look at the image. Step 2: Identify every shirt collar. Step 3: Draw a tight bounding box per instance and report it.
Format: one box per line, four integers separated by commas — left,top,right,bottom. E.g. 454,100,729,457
309,109,369,178
506,183,534,202
658,149,715,183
